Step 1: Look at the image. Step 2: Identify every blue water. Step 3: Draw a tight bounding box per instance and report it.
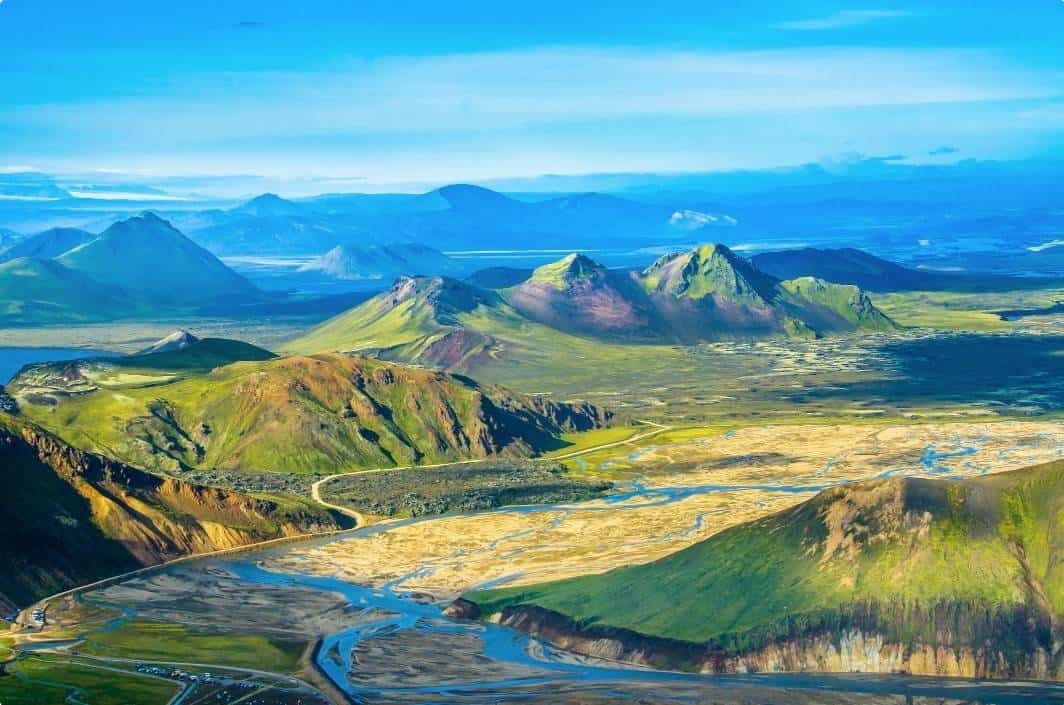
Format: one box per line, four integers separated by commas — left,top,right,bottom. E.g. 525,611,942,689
54,430,1064,704
0,346,115,383
216,557,1064,704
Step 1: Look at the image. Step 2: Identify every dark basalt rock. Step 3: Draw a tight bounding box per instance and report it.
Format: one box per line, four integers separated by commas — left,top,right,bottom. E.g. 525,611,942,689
443,598,482,620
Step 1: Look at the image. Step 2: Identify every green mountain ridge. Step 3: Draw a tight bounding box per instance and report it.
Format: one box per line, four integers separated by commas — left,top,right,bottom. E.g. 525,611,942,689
289,244,897,364
11,350,611,476
464,460,1064,678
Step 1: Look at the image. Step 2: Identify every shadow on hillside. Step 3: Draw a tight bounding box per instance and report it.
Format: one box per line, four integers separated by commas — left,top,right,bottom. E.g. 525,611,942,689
802,334,1064,412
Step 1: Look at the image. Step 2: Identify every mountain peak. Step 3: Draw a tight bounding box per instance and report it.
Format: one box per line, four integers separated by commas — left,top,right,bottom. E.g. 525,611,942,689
388,275,499,321
643,243,776,302
435,184,517,210
109,211,180,236
233,192,302,217
136,329,200,356
298,243,456,280
529,253,606,289
55,213,256,302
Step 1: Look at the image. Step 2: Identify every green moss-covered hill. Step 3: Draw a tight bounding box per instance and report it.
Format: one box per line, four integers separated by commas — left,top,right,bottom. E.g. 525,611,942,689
466,461,1064,678
11,349,611,476
0,214,260,324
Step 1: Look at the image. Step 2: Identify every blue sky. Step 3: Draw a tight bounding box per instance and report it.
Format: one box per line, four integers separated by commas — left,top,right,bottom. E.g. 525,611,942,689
1,0,1062,191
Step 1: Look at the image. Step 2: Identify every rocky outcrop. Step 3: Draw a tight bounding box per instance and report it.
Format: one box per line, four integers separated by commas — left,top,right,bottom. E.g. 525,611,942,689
0,386,16,414
442,598,481,620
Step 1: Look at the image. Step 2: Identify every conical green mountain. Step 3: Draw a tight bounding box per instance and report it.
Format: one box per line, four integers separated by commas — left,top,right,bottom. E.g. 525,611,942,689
57,212,256,302
641,244,778,302
638,244,895,339
466,460,1064,679
290,275,518,367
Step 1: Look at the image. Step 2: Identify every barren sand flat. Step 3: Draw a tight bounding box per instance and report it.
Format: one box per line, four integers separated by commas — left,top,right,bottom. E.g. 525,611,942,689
626,420,1064,488
266,421,1062,598
270,489,803,596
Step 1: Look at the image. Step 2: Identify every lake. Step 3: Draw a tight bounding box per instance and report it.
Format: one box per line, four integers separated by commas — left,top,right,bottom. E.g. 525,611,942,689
0,346,114,383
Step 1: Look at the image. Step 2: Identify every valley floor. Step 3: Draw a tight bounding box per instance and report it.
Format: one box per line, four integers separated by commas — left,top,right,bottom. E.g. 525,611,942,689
267,419,1064,595
7,418,1062,704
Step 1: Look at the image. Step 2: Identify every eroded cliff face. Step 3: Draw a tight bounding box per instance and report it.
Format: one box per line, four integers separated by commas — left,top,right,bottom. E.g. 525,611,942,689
0,418,345,608
485,605,1064,681
717,631,1060,680
19,424,341,553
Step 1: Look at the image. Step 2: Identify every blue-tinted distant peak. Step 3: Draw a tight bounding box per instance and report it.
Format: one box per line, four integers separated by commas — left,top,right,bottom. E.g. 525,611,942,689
233,193,303,217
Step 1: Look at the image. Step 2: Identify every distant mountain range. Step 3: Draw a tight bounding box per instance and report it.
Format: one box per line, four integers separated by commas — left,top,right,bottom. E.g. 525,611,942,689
461,459,1064,679
752,247,1058,292
183,185,733,256
290,244,896,366
0,213,260,324
2,159,1062,278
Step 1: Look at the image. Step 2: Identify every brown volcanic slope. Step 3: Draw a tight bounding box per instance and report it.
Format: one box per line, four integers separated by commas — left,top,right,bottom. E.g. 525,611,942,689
505,254,665,341
502,245,896,343
290,245,896,367
0,413,346,611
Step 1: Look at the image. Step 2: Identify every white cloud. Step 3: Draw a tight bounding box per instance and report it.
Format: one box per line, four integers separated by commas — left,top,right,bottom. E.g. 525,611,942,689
4,46,1060,183
776,10,910,31
8,46,1056,143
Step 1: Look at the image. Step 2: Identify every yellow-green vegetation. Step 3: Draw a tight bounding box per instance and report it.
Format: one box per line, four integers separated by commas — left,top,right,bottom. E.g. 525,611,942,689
0,636,13,662
526,253,599,290
15,353,609,476
80,619,306,673
872,291,1011,331
0,257,139,324
469,460,1064,656
641,244,773,301
778,276,896,331
556,424,733,475
545,425,650,457
872,286,1064,331
0,654,179,705
290,244,898,366
274,259,1064,430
